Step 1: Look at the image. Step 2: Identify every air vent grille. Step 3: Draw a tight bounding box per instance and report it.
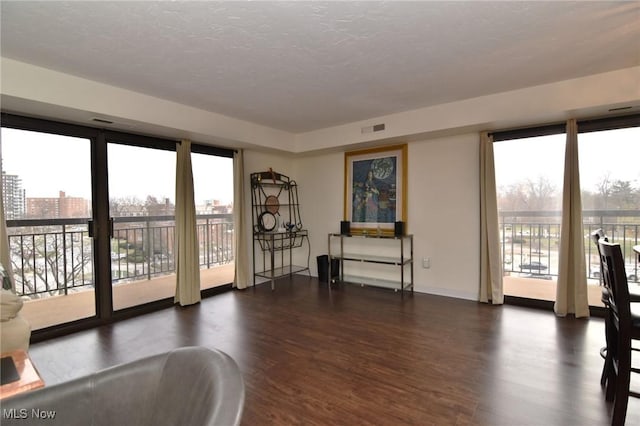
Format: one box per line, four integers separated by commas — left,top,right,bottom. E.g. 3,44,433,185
361,123,386,134
92,117,114,124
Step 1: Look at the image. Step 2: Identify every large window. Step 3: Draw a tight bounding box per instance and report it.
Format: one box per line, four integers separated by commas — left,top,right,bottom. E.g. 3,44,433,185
1,127,96,329
579,126,640,296
1,114,234,333
494,133,565,303
492,115,639,307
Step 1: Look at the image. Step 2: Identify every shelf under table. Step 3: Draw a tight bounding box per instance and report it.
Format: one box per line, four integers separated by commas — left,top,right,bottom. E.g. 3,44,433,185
333,253,413,266
255,265,309,279
340,274,413,291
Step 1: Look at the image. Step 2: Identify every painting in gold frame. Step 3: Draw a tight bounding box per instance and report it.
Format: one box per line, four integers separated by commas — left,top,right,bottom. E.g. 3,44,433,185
344,144,407,235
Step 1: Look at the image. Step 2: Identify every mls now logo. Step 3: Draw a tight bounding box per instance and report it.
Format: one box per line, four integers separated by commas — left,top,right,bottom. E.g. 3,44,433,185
3,408,56,419
3,409,28,419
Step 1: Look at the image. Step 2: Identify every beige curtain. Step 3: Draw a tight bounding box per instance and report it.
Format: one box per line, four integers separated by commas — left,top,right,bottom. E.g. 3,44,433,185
174,139,201,306
479,132,504,304
555,119,589,317
0,167,15,291
233,149,250,289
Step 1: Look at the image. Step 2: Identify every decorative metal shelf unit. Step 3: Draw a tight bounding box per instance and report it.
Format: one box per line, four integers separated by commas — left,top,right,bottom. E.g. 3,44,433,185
328,233,414,297
251,170,310,290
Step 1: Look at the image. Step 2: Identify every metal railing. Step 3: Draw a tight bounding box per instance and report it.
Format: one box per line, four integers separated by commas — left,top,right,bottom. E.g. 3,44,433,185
8,209,637,297
500,210,639,282
7,218,92,298
7,214,234,298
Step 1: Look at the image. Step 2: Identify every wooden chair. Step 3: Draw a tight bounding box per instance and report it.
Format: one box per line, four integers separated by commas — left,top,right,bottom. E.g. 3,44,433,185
592,229,640,397
593,229,616,395
599,240,640,426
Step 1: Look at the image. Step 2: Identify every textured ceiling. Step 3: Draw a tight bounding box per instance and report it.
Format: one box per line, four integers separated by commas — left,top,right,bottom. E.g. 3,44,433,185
1,1,639,133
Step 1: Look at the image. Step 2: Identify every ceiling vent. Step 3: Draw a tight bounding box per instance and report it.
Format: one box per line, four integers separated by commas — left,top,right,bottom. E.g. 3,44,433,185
361,123,386,134
608,106,632,112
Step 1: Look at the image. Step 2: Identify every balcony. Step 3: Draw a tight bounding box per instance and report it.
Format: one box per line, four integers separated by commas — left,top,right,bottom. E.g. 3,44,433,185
500,210,640,306
7,214,234,329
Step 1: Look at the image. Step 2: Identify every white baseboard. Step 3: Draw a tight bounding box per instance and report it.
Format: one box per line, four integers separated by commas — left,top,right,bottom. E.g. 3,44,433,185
413,285,478,301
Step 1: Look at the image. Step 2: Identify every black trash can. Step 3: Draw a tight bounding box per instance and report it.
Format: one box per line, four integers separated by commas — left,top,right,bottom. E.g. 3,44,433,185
317,255,340,283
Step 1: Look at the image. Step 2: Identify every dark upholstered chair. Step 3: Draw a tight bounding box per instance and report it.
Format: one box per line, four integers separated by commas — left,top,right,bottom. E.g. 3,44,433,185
2,346,245,426
599,240,640,426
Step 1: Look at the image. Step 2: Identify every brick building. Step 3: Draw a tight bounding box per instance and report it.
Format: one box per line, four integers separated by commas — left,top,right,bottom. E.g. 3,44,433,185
26,191,89,219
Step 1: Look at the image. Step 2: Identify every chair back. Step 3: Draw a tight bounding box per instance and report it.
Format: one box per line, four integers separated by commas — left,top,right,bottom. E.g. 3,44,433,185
591,229,608,286
599,240,630,331
591,228,608,247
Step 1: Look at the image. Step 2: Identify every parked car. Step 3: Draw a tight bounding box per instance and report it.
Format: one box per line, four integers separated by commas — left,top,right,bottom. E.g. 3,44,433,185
590,265,638,282
519,261,548,271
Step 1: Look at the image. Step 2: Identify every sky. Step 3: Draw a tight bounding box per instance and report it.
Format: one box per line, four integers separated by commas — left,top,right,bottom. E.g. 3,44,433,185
494,127,640,194
0,128,233,205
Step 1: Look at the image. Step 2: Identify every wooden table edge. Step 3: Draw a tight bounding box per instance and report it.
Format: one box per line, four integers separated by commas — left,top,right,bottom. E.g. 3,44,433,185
0,349,45,400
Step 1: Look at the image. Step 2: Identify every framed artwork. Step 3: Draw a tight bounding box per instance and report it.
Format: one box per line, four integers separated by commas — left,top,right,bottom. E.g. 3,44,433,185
344,144,407,235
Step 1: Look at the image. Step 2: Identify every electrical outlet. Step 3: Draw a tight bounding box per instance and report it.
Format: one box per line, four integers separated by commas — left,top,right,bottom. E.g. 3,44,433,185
422,257,431,269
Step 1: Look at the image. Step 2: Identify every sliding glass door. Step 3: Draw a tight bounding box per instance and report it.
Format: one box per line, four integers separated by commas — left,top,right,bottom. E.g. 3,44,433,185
493,133,565,302
107,141,177,311
579,125,640,306
191,152,234,291
1,114,236,334
1,127,96,330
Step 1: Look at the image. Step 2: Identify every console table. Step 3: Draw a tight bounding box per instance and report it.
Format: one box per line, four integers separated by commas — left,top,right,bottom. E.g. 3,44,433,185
328,233,413,297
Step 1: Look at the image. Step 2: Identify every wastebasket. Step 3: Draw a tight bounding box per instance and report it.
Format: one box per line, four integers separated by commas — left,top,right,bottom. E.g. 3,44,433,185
317,255,340,283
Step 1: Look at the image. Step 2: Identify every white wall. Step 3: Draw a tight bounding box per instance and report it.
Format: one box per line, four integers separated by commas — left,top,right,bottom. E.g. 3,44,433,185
406,134,479,300
293,151,345,276
294,133,480,300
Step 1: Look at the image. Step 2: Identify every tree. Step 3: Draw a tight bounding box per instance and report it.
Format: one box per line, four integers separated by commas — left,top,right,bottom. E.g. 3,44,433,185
497,176,559,211
610,179,638,209
595,172,613,209
590,175,639,210
110,196,145,217
524,176,558,210
9,227,92,298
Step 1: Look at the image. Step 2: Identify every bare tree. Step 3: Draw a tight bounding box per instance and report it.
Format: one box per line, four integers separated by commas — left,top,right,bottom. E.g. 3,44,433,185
9,229,92,298
110,196,145,217
595,172,613,209
524,176,558,210
590,174,639,210
499,176,558,211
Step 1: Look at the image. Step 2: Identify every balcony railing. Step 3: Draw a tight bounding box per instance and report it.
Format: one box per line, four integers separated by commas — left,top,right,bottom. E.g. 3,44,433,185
7,214,234,298
500,210,639,283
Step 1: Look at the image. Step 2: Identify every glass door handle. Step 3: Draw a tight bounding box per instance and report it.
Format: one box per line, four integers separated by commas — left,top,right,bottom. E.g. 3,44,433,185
87,219,114,238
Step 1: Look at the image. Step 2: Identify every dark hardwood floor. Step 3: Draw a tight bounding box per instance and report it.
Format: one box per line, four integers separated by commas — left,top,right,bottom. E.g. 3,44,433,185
27,276,640,425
